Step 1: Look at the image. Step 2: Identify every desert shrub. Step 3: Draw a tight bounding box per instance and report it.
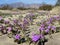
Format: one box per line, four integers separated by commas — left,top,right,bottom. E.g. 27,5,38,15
39,4,53,11
55,3,60,6
17,7,28,10
17,7,36,10
0,4,13,10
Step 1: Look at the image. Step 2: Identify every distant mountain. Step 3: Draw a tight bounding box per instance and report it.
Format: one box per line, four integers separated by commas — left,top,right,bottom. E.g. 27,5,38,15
0,4,5,8
25,4,42,9
9,2,24,8
9,2,42,9
0,2,42,9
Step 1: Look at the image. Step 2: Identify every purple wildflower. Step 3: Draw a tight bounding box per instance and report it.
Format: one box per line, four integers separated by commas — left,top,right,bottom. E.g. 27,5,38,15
0,16,3,21
13,19,18,23
41,24,45,27
30,17,33,22
53,16,57,19
40,34,44,39
56,16,60,20
4,20,9,24
7,27,12,32
39,27,45,31
51,26,56,31
31,34,40,42
46,21,51,24
23,18,28,24
45,29,49,33
14,34,20,40
48,25,51,29
49,17,54,22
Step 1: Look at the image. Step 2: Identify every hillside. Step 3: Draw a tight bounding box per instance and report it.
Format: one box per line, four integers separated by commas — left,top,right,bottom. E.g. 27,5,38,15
50,6,60,15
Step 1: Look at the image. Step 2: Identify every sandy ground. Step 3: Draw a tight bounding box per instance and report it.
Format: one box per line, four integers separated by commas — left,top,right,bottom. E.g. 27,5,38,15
0,35,17,45
0,10,50,15
45,32,60,45
0,32,60,45
0,35,34,45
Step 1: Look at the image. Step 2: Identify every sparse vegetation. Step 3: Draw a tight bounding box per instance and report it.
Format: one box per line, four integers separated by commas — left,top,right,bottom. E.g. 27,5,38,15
0,8,60,45
0,0,60,45
0,4,13,10
39,4,53,11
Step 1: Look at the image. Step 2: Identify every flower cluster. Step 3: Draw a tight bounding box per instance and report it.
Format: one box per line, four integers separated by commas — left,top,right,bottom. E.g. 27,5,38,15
39,16,60,35
0,15,32,44
31,34,44,42
0,15,60,45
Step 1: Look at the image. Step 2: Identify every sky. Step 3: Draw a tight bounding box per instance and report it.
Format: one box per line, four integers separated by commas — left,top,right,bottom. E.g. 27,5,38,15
0,0,57,5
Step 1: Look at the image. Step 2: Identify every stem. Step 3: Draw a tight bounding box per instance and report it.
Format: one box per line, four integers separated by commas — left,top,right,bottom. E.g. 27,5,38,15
34,42,36,45
49,30,53,39
21,28,26,38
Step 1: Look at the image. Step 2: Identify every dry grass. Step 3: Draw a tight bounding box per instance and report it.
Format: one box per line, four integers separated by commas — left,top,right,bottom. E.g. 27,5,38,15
50,6,60,15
